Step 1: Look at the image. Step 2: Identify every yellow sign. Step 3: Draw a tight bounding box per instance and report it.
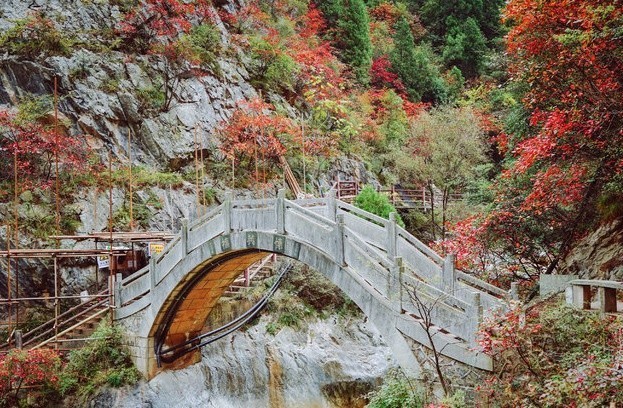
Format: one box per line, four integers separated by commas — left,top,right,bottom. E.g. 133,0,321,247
149,243,165,256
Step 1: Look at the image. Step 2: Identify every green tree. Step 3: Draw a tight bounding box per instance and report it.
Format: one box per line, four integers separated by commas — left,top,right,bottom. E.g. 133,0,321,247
390,17,446,102
337,0,373,84
354,185,405,227
398,106,487,240
317,0,343,27
442,17,487,78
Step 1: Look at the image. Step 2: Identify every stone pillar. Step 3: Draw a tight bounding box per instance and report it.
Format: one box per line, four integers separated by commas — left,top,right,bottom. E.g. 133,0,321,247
276,188,286,234
442,253,456,295
572,285,591,309
388,257,403,313
223,192,233,233
14,330,22,349
327,189,337,222
510,282,519,301
387,212,397,261
335,214,345,266
114,273,122,309
180,218,189,255
150,257,157,291
469,292,482,346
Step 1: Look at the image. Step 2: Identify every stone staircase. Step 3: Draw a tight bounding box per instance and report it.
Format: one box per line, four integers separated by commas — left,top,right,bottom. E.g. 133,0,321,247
224,254,277,296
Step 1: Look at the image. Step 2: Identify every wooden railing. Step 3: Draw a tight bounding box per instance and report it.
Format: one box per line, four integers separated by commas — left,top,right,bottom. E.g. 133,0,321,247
332,181,463,209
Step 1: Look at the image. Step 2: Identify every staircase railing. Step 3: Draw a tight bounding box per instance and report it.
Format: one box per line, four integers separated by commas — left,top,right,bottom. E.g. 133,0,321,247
1,288,110,351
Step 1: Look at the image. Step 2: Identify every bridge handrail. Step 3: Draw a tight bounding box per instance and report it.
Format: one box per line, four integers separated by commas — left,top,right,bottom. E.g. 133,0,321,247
401,273,471,312
395,225,444,265
121,265,150,287
233,197,276,208
293,197,328,208
456,271,509,299
155,235,181,265
569,279,623,290
344,227,394,270
337,200,391,227
188,203,224,231
285,199,337,230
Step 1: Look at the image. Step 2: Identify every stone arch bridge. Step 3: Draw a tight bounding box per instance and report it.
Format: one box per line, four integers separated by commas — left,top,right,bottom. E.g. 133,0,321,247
114,192,508,379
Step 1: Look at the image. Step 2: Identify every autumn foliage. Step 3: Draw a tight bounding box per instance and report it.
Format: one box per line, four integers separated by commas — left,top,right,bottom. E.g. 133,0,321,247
0,349,61,406
0,110,87,194
478,300,623,406
445,0,623,280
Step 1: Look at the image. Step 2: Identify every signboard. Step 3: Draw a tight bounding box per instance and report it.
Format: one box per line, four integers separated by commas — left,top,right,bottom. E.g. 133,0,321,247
149,243,165,257
97,255,109,269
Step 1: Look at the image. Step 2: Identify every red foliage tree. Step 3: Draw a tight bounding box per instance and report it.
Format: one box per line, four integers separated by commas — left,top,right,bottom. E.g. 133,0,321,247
0,349,61,405
217,98,292,172
446,0,623,280
0,110,87,193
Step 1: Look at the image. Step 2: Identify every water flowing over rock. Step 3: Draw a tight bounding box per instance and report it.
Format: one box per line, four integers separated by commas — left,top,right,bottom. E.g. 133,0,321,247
90,317,395,408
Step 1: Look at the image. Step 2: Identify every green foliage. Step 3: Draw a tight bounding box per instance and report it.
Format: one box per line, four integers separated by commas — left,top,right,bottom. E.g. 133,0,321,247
135,84,165,111
442,17,488,78
15,94,53,124
263,265,360,334
248,36,298,93
317,0,343,27
354,186,405,227
336,0,373,84
184,23,222,66
390,18,446,103
0,13,75,59
367,370,425,408
59,321,140,400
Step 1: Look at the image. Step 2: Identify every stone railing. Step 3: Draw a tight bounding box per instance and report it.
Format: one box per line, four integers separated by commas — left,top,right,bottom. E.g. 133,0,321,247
115,192,508,355
568,279,623,313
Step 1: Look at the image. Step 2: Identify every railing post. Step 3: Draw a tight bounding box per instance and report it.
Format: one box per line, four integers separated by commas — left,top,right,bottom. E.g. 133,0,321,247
114,273,122,310
276,188,286,234
469,292,482,345
14,330,22,350
388,257,403,313
387,212,397,262
335,214,345,267
223,192,233,233
327,189,337,222
150,257,157,292
442,253,456,295
181,218,188,255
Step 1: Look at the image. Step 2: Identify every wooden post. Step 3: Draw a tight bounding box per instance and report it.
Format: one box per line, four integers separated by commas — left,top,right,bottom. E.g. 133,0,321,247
54,255,59,350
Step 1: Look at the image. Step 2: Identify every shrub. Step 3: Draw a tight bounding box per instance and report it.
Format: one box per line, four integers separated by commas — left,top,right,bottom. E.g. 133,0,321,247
367,369,424,408
478,300,623,406
60,321,140,400
0,13,74,59
0,349,61,407
354,185,405,227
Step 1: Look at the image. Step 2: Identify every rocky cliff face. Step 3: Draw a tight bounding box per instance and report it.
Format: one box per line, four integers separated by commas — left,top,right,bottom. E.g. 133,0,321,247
560,217,623,280
89,316,395,408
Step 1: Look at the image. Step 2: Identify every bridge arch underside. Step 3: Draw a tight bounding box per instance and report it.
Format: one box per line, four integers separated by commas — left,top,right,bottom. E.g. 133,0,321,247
121,230,491,379
151,249,271,369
